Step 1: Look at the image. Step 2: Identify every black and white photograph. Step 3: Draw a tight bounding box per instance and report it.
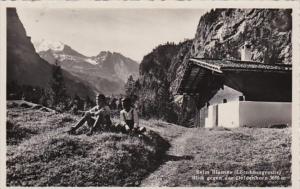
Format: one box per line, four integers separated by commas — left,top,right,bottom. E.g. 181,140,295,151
1,0,300,188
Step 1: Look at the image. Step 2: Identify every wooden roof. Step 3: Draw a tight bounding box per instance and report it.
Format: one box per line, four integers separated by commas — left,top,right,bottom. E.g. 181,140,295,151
176,59,223,95
189,58,292,73
176,58,292,102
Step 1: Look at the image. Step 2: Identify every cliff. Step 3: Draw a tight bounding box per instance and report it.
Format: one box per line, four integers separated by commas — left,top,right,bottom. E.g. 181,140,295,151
171,8,292,94
192,9,291,63
7,8,95,99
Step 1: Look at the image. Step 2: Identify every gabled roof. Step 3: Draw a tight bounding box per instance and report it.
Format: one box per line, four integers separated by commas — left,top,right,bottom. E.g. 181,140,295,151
190,58,292,73
176,58,292,103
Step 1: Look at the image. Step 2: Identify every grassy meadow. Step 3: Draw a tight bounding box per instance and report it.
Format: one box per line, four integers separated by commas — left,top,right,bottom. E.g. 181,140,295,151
6,101,169,186
6,100,291,187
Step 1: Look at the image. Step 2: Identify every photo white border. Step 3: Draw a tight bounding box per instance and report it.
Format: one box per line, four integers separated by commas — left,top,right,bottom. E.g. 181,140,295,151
0,1,299,189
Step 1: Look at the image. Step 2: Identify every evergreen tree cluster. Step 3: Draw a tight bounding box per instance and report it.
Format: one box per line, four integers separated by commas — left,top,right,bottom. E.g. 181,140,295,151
133,40,196,126
124,75,140,98
7,60,95,113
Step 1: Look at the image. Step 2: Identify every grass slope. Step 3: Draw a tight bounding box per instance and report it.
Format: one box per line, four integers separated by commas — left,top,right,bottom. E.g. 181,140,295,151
6,101,169,186
6,101,291,187
141,123,291,187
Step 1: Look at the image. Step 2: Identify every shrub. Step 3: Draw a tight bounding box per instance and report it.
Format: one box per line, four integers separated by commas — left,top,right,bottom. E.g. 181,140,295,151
268,124,289,129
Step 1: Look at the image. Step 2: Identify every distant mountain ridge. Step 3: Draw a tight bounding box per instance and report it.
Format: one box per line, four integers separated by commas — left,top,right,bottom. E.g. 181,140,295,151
35,40,139,82
34,40,139,94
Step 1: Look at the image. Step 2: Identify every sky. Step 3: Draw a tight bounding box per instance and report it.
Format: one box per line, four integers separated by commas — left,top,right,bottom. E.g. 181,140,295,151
18,8,207,62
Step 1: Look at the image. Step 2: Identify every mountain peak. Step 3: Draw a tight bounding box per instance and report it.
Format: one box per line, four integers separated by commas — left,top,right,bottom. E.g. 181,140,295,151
97,51,112,57
62,45,86,58
37,42,139,84
33,39,65,52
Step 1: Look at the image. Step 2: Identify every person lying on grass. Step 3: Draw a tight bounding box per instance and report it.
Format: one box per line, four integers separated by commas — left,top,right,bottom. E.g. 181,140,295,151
116,97,146,135
68,93,112,136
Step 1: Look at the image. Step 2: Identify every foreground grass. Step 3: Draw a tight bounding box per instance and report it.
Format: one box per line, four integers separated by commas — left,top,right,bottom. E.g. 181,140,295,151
6,101,292,187
141,123,291,187
187,127,291,186
7,102,169,186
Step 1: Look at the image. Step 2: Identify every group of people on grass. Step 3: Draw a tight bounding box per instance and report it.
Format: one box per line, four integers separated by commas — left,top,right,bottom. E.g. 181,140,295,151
68,93,146,136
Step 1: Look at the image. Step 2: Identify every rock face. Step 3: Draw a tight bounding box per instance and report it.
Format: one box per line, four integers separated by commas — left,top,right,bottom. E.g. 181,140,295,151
92,51,139,82
167,40,197,126
171,9,292,94
37,41,139,95
191,9,292,63
7,8,95,99
139,43,180,104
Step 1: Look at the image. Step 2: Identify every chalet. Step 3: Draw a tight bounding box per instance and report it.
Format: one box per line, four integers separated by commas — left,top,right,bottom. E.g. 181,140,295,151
175,45,292,128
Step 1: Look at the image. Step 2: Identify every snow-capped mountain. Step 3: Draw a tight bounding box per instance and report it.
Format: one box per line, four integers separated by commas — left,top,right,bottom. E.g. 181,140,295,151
34,40,139,94
34,39,65,52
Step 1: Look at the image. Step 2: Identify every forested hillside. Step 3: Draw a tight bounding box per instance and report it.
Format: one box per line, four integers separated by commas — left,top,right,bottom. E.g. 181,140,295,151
137,41,193,125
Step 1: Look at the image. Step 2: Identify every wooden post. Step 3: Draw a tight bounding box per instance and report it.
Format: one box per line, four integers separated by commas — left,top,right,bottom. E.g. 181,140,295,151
195,109,200,128
192,94,203,128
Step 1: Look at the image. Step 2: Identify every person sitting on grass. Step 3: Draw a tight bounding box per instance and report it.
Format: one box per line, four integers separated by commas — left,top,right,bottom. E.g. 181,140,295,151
118,97,146,135
68,93,112,136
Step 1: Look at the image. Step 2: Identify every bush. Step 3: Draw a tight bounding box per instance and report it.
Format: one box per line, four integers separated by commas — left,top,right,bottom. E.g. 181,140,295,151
268,124,289,129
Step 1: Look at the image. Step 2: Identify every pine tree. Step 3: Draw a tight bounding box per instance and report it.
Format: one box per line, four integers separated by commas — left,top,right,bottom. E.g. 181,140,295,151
156,79,177,123
39,88,50,107
50,60,67,107
124,75,135,96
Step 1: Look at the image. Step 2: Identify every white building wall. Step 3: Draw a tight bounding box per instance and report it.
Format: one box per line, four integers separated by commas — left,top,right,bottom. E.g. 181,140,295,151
204,101,292,128
205,105,218,128
218,101,240,128
208,85,243,105
239,101,291,127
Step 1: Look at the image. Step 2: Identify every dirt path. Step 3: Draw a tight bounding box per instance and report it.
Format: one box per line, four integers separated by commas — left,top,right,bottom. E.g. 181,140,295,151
140,123,196,186
140,121,291,187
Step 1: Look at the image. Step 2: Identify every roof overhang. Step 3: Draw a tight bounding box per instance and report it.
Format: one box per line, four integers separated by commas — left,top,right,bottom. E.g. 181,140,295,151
190,58,223,73
176,58,292,102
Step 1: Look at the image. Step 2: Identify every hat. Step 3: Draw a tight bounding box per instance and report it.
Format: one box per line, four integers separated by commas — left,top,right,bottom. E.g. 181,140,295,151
96,93,106,101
